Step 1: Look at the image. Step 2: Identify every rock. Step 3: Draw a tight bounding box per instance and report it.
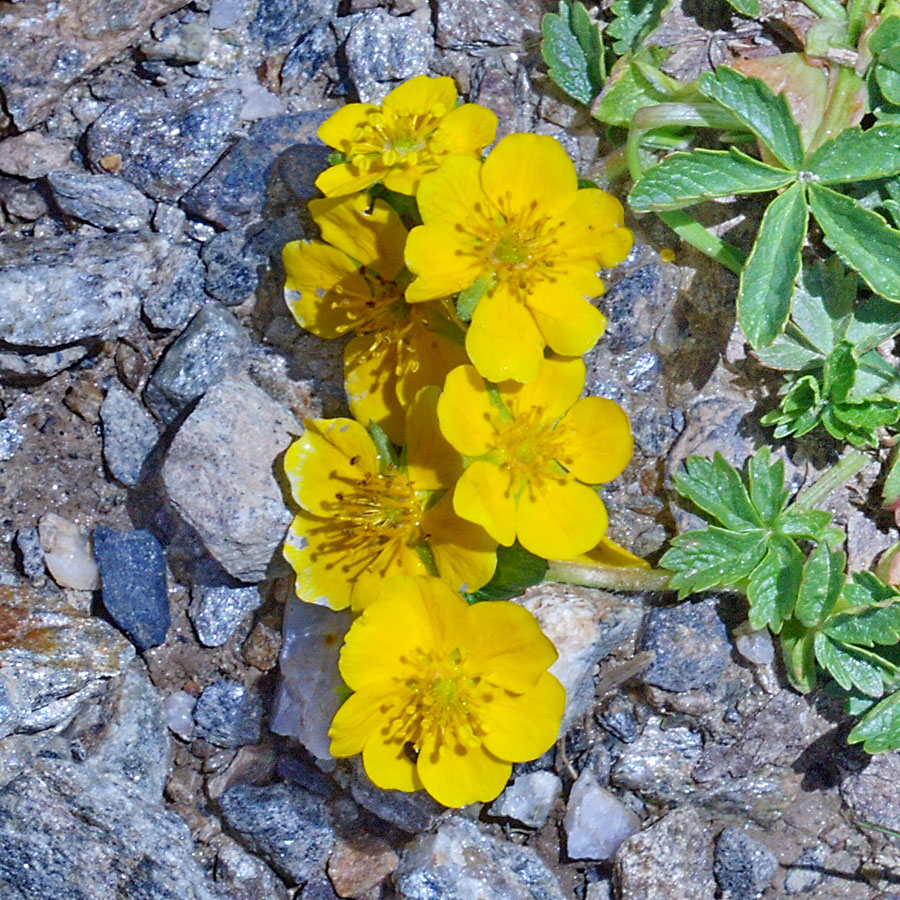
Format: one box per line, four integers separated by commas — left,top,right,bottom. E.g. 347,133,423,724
327,833,400,898
841,752,900,835
164,689,196,740
38,512,100,590
343,8,433,103
0,230,168,347
87,88,241,201
713,827,779,900
189,584,263,647
181,111,327,229
162,372,303,582
0,344,91,380
152,201,187,237
0,757,230,899
100,382,159,486
517,583,643,732
615,807,717,899
14,527,43,580
218,782,334,885
395,816,566,899
249,0,334,51
563,771,640,861
93,527,170,651
0,584,133,738
143,243,209,331
270,598,352,760
242,620,282,671
0,0,191,130
434,0,527,49
0,176,49,220
640,596,731,692
193,678,262,748
139,18,211,63
783,845,826,894
145,304,249,422
302,874,341,900
734,625,775,666
210,0,245,29
0,132,74,178
597,695,639,743
201,230,263,304
488,771,561,829
214,835,290,900
281,22,337,89
46,171,152,231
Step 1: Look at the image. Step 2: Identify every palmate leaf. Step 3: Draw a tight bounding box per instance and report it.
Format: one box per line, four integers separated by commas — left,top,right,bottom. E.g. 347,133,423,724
607,0,668,56
747,447,789,524
671,452,762,530
794,541,845,628
791,256,856,355
849,688,900,752
806,125,900,185
814,633,896,697
542,1,602,105
776,508,833,541
747,535,804,633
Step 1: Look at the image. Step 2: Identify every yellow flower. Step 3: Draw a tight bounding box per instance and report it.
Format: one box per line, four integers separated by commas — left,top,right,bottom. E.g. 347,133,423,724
283,388,497,611
282,192,468,444
329,574,566,807
438,355,633,560
315,75,498,197
405,133,634,383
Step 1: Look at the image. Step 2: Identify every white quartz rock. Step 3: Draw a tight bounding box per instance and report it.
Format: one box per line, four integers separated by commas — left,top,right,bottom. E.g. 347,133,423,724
39,513,100,590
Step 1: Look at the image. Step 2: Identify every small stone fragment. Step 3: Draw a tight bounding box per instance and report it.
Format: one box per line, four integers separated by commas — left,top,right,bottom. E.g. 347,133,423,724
327,833,399,898
201,230,262,304
242,621,282,671
0,132,74,178
142,243,209,331
344,758,442,834
93,527,170,651
164,690,196,741
564,771,641,861
210,0,245,29
215,835,290,900
189,584,262,647
713,827,778,900
100,382,159,486
488,770,561,828
248,0,334,51
734,625,775,666
783,845,826,894
47,171,152,231
193,678,262,748
14,527,44,580
39,512,100,590
139,19,211,63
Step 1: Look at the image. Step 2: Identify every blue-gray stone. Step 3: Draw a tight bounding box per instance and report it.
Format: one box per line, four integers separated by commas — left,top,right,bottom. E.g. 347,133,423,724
713,827,778,900
46,171,152,232
100,382,159,487
142,243,209,331
218,782,334,885
193,678,262,747
201,231,262,304
249,0,335,51
189,584,263,647
601,263,664,354
94,527,170,651
281,22,336,88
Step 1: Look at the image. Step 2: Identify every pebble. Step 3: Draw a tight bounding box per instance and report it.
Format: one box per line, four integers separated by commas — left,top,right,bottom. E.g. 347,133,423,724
840,751,900,834
214,835,290,900
0,176,49,220
0,132,74,178
563,771,641,861
201,230,262,304
14,527,44,580
783,845,826,894
713,827,779,900
640,597,731,692
248,0,334,51
38,512,100,590
488,771,561,829
164,690,197,740
142,243,209,331
209,0,245,29
139,19,211,63
193,678,262,748
734,625,776,666
189,584,263,647
100,382,159,486
281,23,336,89
218,782,335,885
162,373,303,583
46,171,152,231
434,0,527,49
327,833,400,898
93,527,170,651
242,620,282,671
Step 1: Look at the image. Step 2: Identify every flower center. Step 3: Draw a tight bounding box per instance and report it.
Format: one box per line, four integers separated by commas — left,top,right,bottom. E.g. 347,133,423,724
493,405,573,485
349,106,448,172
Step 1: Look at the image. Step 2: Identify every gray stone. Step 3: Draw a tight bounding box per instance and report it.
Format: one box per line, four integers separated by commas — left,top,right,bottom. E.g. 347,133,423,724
189,584,263,647
0,419,24,462
271,598,352,760
163,690,196,740
488,771,561,829
214,835,290,900
640,596,731,692
783,845,826,894
563,772,641,862
0,231,169,347
713,827,778,900
87,88,241,201
100,382,159,486
94,527,170,651
47,171,152,231
144,304,249,423
162,373,302,582
395,816,566,899
301,875,340,900
0,132,74,178
14,528,43,580
0,345,91,380
249,0,334,51
210,0,245,29
0,176,49,220
194,678,262,748
139,19,211,63
152,202,187,237
435,0,526,49
201,230,263,304
143,243,209,331
281,22,336,89
218,782,334,885
0,757,230,899
344,8,433,103
616,807,717,900
841,751,900,835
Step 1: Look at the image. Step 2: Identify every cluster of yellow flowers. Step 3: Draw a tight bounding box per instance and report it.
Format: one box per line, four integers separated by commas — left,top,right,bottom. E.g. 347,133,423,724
281,75,636,807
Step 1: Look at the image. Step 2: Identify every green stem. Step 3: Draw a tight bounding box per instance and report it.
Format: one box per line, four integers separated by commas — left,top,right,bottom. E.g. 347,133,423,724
545,560,672,592
792,448,871,511
657,210,747,275
802,0,846,20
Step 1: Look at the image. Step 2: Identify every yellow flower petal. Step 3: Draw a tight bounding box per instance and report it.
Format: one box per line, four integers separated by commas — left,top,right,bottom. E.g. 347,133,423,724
284,418,378,516
351,541,429,612
414,154,492,233
405,386,463,491
527,285,608,358
433,103,498,155
317,103,380,151
315,161,385,197
363,729,424,793
553,189,628,263
465,286,545,383
437,364,497,457
283,511,355,610
404,225,483,302
343,335,406,446
453,461,517,547
381,75,457,119
597,227,634,268
479,673,566,761
422,492,497,593
329,688,396,756
515,477,608,559
498,355,585,425
481,134,578,221
558,397,633,484
464,601,557,693
578,536,650,569
417,735,512,807
309,195,407,281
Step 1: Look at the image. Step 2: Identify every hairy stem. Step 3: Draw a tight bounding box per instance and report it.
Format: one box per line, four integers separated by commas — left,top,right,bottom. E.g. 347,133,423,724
545,560,672,592
792,448,871,511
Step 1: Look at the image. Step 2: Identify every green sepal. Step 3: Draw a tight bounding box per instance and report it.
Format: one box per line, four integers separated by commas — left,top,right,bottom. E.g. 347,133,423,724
368,421,399,474
780,619,818,693
671,452,763,531
327,150,348,166
464,541,548,604
456,275,492,322
747,535,804,634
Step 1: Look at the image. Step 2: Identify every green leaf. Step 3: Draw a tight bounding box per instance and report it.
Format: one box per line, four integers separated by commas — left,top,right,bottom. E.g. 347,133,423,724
754,334,823,371
869,16,900,56
698,66,804,170
808,125,900,186
822,341,857,402
849,688,900,752
541,3,598,105
815,633,893,697
569,1,606,86
592,48,680,128
725,0,760,14
780,619,818,693
607,0,668,55
846,294,900,351
833,399,900,431
808,182,900,302
628,147,796,212
794,542,845,627
737,181,808,349
660,527,768,598
853,350,900,397
824,603,900,646
747,535,804,633
884,447,900,508
464,541,548,603
776,509,833,540
747,447,789,524
792,256,856,354
671,452,763,531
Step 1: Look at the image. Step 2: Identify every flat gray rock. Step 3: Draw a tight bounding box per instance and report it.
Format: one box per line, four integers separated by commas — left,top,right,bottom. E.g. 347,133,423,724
100,382,159,487
47,171,152,232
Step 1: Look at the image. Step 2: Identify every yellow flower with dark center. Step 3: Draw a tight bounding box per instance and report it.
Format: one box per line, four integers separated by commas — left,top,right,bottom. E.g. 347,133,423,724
315,75,498,197
282,192,468,444
329,574,565,807
283,388,497,611
405,133,634,383
437,355,633,560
